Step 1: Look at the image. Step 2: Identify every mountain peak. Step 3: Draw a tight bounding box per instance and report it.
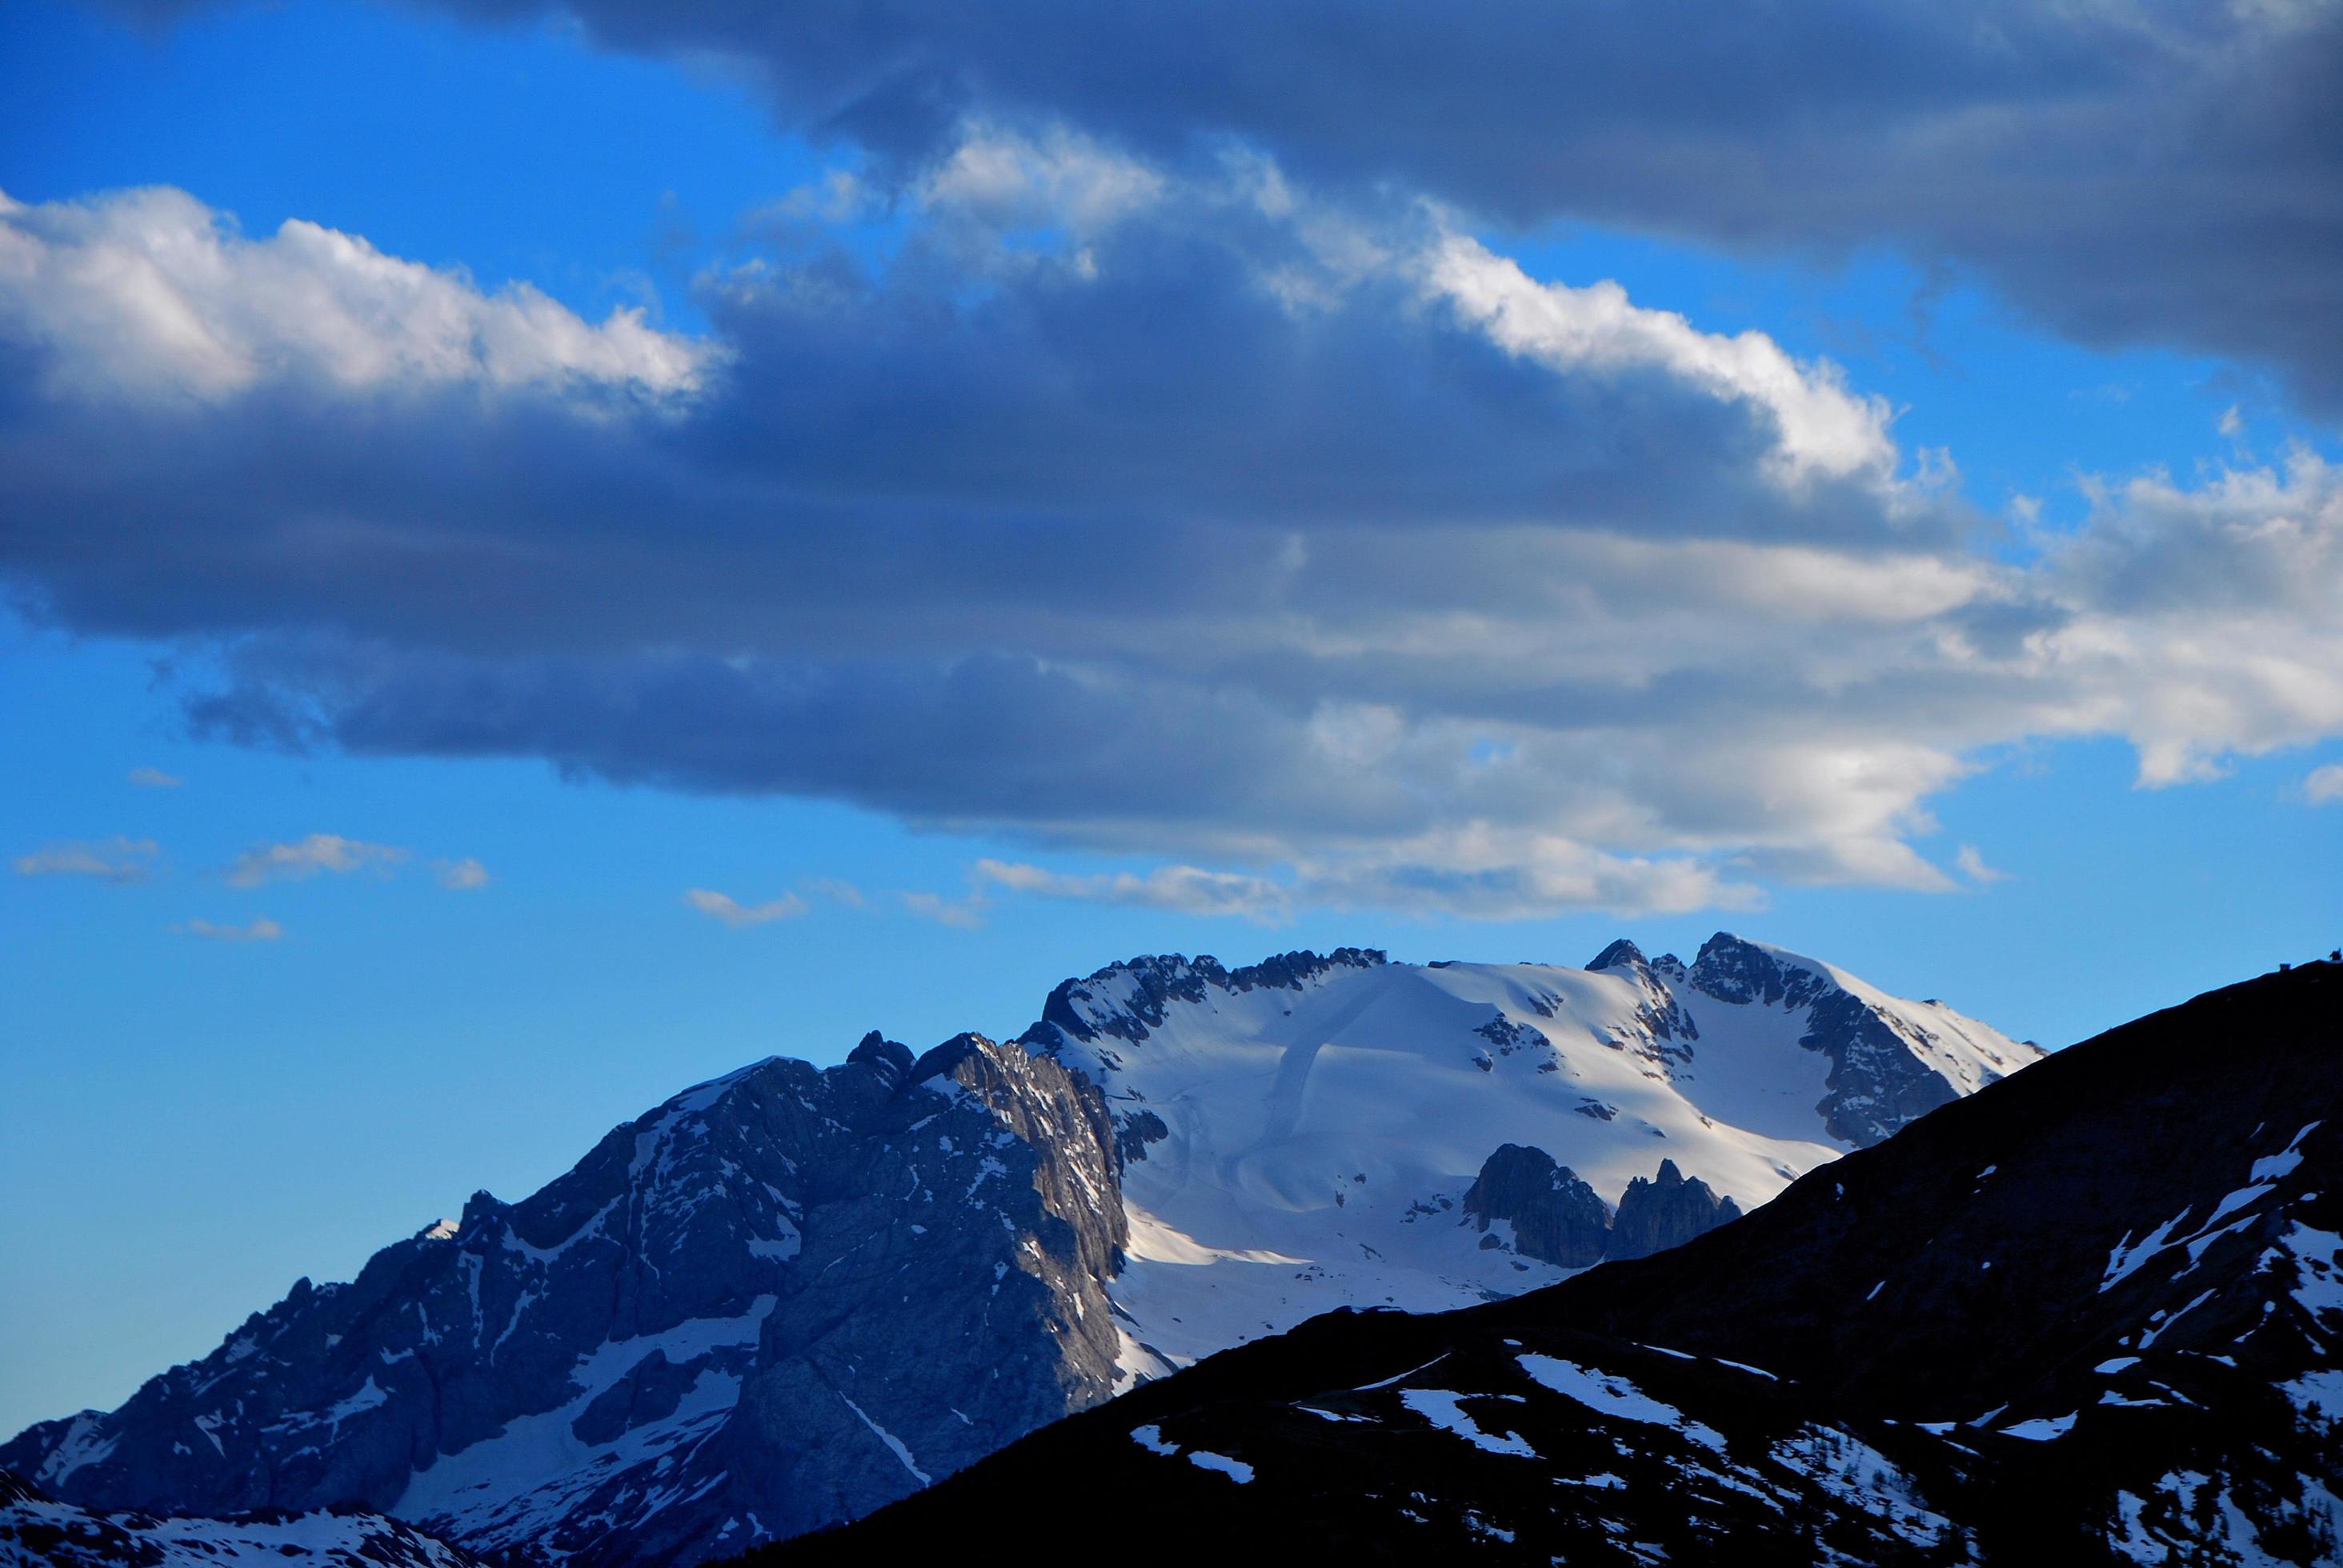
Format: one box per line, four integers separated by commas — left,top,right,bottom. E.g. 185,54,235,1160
847,1030,915,1082
6,935,2032,1565
1587,938,1648,971
1026,947,1387,1047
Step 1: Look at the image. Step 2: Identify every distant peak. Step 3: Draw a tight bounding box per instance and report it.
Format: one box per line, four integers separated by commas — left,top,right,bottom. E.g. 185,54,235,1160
1686,932,1826,1009
1027,947,1387,1046
1588,938,1648,972
847,1030,915,1081
908,1030,1001,1086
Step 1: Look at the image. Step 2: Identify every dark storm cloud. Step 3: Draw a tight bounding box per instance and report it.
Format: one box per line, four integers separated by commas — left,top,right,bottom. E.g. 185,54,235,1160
382,0,2343,413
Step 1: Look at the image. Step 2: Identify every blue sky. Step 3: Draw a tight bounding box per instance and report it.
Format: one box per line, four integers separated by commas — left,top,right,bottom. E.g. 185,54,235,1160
2,0,2339,1436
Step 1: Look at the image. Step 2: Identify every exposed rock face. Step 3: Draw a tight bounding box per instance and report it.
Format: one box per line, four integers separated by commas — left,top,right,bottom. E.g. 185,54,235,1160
1463,1147,1739,1268
719,1033,1127,1546
1684,933,2027,1146
1607,1158,1744,1262
1030,949,1389,1050
1460,1146,1611,1267
0,1033,1126,1566
0,1468,482,1568
1584,941,1699,1071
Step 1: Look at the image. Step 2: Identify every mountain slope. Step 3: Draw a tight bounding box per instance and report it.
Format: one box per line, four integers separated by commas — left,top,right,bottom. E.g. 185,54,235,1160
0,1468,482,1568
2,1034,1126,1566
1022,935,2036,1374
772,959,2343,1566
2,934,2032,1562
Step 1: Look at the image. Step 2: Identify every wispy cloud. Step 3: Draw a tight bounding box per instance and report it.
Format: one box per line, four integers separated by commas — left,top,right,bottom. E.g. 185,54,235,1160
684,887,810,926
804,877,867,908
126,766,182,789
433,857,491,890
2306,763,2343,805
225,834,407,887
974,859,1292,922
1953,845,2012,885
900,890,988,930
177,915,283,942
14,836,159,882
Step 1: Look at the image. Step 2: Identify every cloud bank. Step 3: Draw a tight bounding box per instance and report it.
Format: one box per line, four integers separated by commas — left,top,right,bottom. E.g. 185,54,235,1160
2,144,2339,918
395,0,2343,413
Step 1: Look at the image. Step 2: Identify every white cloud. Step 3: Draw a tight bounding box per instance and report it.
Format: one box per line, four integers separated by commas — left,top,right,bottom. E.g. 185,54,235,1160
126,766,182,788
970,830,1771,924
2036,451,2343,787
14,835,158,882
684,887,809,926
177,915,283,942
1954,845,2012,884
433,857,491,890
918,123,1167,242
225,834,407,887
0,186,715,406
803,877,867,907
975,858,1292,921
900,890,989,930
1426,233,1897,486
1296,826,1769,920
2306,763,2343,804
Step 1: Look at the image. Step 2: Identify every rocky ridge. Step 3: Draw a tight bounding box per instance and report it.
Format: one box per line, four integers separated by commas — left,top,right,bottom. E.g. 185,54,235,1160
2,1032,1124,1566
4,933,2036,1563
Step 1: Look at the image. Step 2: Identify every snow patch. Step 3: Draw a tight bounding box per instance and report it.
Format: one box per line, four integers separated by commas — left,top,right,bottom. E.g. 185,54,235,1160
1399,1388,1539,1458
1516,1354,1725,1450
1187,1450,1255,1482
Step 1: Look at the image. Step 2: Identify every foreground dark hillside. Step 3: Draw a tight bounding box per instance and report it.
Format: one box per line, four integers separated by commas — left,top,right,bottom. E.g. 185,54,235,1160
767,960,2343,1565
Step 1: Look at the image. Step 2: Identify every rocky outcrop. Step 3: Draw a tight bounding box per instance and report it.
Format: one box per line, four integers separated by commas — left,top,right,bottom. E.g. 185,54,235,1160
1460,1145,1610,1267
0,1032,1127,1566
1023,948,1388,1050
1685,933,2033,1146
1586,941,1699,1071
1607,1158,1744,1262
1463,1147,1740,1268
720,1033,1127,1546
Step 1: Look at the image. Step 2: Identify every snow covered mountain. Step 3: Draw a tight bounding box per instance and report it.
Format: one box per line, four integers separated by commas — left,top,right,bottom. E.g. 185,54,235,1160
774,958,2343,1566
0,1466,481,1568
0,933,2034,1562
1025,934,2034,1375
